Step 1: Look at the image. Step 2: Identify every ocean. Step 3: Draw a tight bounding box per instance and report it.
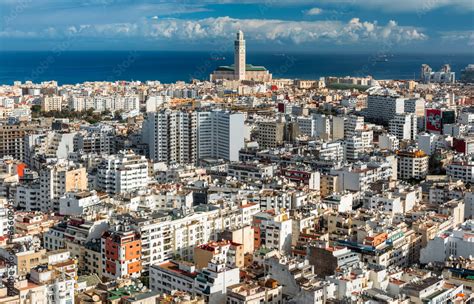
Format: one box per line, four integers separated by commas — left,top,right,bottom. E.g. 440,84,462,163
0,51,472,85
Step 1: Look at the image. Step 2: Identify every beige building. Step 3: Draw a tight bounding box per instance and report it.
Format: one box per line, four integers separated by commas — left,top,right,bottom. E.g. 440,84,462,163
41,96,63,112
194,240,244,270
221,225,255,255
226,280,282,304
40,164,88,212
320,174,340,198
257,121,285,149
0,245,47,277
0,123,36,161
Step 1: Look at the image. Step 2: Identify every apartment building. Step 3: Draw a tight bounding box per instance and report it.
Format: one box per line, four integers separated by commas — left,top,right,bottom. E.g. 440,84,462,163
101,228,142,280
257,121,285,149
96,150,148,195
143,109,244,164
39,163,88,212
41,95,63,112
396,149,429,180
389,113,417,141
0,122,36,160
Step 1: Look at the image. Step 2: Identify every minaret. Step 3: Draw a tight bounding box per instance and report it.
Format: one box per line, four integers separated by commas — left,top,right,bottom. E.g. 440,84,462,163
234,30,246,81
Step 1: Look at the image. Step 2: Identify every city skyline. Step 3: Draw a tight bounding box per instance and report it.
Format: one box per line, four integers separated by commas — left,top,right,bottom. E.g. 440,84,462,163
0,0,473,53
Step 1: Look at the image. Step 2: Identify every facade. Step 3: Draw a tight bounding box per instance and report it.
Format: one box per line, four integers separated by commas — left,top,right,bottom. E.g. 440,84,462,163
396,149,429,180
364,94,405,124
446,158,474,183
0,122,36,160
39,163,88,212
195,110,245,162
41,96,63,112
389,113,417,141
101,228,142,280
143,109,244,163
253,211,293,253
96,150,148,195
257,121,285,149
69,95,140,112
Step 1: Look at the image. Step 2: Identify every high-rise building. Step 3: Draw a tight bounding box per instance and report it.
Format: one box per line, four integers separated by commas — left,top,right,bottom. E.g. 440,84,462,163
420,64,455,84
142,109,196,164
257,121,285,149
142,109,244,164
0,122,37,161
195,110,244,162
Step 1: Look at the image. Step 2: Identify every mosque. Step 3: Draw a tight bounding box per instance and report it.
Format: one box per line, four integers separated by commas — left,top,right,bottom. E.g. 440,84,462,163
210,31,272,82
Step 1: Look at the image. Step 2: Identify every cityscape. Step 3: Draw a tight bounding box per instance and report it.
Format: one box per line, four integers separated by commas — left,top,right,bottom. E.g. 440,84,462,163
0,1,474,304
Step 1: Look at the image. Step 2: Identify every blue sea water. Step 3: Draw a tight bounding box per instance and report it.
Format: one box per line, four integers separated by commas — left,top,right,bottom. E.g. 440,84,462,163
0,51,472,85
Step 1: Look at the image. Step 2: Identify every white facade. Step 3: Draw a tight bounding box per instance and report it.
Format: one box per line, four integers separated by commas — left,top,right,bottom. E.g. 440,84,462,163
59,191,101,216
397,151,429,180
420,220,474,264
447,160,474,184
143,109,244,164
96,150,148,195
378,134,399,151
389,113,417,141
365,94,405,123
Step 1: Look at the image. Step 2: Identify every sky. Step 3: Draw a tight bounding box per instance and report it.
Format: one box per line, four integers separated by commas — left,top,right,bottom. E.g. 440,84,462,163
0,0,473,53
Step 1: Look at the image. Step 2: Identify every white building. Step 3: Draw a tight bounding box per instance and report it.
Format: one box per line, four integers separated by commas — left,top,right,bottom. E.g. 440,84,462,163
195,110,245,162
364,93,405,124
143,109,244,164
253,211,293,253
447,158,474,184
396,149,429,180
39,163,87,212
378,134,399,151
59,190,101,216
420,220,474,264
389,113,417,141
96,150,148,195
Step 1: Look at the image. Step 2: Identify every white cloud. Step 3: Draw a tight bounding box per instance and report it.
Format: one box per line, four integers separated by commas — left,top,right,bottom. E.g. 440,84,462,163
440,30,474,46
0,16,428,45
318,0,474,12
306,7,322,15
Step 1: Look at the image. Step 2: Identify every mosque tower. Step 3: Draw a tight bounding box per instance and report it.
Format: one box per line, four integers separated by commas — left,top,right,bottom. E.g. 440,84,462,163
234,30,246,81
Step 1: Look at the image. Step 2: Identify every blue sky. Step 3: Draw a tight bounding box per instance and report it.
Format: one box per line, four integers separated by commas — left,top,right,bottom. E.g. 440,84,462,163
0,0,473,53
